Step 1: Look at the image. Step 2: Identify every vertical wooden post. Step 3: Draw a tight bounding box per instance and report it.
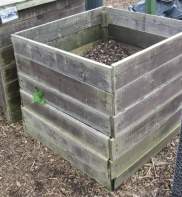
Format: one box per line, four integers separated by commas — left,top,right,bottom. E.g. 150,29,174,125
145,0,156,15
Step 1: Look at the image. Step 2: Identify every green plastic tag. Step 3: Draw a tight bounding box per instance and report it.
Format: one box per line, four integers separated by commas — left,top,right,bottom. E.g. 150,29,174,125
32,88,46,105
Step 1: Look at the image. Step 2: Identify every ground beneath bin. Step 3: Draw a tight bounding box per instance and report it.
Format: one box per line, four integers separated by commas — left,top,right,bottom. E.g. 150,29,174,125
84,40,141,65
0,114,179,197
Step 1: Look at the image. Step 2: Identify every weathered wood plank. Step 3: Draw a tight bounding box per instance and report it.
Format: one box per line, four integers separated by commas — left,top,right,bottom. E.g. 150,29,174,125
0,0,86,48
5,94,21,122
19,73,111,136
107,8,182,37
116,54,182,113
110,109,181,179
112,92,182,160
16,55,112,115
108,24,165,49
12,36,112,92
0,73,5,109
1,62,17,82
112,124,180,189
16,7,102,43
113,32,182,89
48,25,103,51
114,74,182,134
22,107,110,187
0,45,14,66
21,90,110,158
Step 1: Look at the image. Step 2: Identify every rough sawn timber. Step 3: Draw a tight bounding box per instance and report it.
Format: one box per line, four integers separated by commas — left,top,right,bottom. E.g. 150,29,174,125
12,7,182,190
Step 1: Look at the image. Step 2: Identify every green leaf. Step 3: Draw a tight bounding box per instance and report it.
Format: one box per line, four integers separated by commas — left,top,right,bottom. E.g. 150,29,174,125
32,88,46,105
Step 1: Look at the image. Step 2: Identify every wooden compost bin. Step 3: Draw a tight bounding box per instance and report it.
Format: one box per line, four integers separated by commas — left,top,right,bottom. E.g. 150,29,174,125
0,0,85,122
12,7,182,190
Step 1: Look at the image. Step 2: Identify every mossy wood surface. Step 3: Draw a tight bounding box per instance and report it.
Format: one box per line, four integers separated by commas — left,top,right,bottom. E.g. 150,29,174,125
12,7,182,190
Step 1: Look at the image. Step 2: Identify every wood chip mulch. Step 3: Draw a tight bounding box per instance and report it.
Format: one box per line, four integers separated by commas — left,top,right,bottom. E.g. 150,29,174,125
84,40,141,65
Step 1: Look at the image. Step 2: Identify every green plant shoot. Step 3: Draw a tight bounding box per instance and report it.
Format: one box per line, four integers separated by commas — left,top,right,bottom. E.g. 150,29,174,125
33,88,46,104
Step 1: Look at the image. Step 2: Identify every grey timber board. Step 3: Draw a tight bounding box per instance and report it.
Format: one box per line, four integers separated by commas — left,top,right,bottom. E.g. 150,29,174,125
21,90,110,158
107,7,182,37
12,36,113,92
112,92,182,160
114,74,182,134
108,24,165,49
17,8,102,43
48,25,103,51
113,125,180,190
111,110,181,179
1,62,17,83
115,53,182,113
113,33,182,90
22,107,111,187
0,73,5,111
0,45,15,66
16,55,113,115
19,73,111,136
0,0,85,121
0,0,86,47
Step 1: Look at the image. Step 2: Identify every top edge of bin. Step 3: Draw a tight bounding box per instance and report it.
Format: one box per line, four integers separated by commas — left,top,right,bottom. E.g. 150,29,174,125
11,6,182,68
0,0,57,11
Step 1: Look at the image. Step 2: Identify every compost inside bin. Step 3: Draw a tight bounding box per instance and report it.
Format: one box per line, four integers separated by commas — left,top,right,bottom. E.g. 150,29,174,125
83,39,141,65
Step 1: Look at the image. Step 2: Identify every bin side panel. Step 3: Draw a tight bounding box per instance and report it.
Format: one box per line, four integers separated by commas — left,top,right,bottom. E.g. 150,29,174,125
107,8,182,38
114,74,182,133
12,36,113,92
17,7,102,43
114,33,182,90
16,56,112,114
112,91,182,160
0,0,85,122
108,24,165,49
22,107,111,188
21,91,110,158
116,53,182,113
48,25,103,51
111,109,181,179
112,123,180,190
18,71,111,136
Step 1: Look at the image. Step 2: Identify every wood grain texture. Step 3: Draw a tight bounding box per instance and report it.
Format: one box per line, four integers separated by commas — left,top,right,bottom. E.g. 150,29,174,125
114,74,182,134
19,73,111,136
21,90,110,158
108,24,165,49
16,55,113,115
112,124,180,190
22,107,111,187
12,36,113,92
113,32,182,90
115,54,182,113
17,7,102,43
107,7,182,37
112,92,182,160
111,110,181,179
48,25,103,51
0,0,85,122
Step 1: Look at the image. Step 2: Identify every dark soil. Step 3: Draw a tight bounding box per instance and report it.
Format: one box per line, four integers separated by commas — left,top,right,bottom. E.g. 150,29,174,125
84,40,141,65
